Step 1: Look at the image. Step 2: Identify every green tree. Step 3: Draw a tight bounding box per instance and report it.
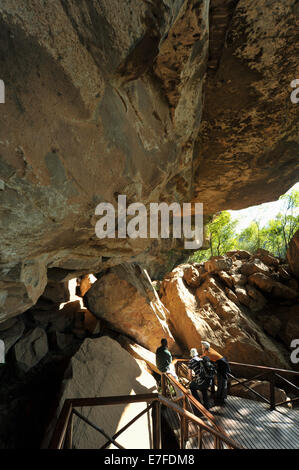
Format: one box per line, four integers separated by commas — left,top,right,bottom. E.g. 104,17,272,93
262,219,284,257
189,211,238,262
209,211,238,256
188,188,299,263
277,190,299,255
238,219,267,252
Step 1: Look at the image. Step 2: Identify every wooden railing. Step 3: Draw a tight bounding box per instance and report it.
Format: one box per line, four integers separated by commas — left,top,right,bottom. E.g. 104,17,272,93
160,371,240,449
49,391,241,449
49,359,298,449
173,359,299,411
229,362,299,410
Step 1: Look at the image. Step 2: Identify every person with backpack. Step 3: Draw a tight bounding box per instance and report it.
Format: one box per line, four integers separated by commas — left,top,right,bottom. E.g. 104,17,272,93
187,348,216,411
200,341,231,406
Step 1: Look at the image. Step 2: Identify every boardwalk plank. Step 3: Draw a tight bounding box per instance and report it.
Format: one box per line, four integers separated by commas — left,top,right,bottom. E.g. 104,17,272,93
164,396,299,450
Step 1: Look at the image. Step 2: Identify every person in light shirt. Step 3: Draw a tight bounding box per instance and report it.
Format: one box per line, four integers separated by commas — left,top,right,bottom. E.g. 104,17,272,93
187,348,215,411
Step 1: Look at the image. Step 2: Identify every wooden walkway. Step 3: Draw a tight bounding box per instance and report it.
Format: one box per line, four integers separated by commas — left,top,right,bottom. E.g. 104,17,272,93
163,396,299,449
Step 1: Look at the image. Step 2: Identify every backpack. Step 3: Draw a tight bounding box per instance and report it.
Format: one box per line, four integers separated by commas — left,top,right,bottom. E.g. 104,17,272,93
201,356,216,380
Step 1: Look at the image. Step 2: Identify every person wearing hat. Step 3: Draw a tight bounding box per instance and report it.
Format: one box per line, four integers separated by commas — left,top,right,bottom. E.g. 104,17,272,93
187,348,215,411
200,341,231,405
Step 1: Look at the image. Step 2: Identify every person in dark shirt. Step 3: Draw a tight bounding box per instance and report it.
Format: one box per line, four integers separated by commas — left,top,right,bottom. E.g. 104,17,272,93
201,341,231,405
155,338,183,397
155,338,172,373
188,348,214,410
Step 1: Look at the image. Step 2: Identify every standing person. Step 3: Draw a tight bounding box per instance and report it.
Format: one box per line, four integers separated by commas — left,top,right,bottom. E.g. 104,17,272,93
200,341,231,405
155,339,182,397
187,348,215,411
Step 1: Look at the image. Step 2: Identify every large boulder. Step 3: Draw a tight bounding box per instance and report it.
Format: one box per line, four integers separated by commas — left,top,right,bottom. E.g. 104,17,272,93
277,304,299,347
85,263,180,354
263,317,282,339
287,230,299,280
41,281,70,305
183,265,202,288
160,264,290,369
226,250,251,260
32,302,80,332
217,270,234,289
230,273,247,287
204,256,233,273
254,249,280,268
240,259,270,276
0,259,47,321
234,285,266,312
0,317,25,356
43,336,157,449
13,328,48,372
245,284,267,312
160,265,212,351
258,303,299,351
248,273,298,300
118,336,160,375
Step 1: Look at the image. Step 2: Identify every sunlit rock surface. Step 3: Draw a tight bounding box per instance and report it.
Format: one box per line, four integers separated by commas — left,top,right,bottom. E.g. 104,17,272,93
85,263,180,354
160,250,298,368
43,336,157,449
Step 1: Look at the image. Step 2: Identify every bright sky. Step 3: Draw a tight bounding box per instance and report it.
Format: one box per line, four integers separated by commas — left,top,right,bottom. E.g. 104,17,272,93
229,182,299,233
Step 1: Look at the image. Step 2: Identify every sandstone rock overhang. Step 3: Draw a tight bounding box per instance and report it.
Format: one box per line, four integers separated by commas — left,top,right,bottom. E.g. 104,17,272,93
0,1,298,320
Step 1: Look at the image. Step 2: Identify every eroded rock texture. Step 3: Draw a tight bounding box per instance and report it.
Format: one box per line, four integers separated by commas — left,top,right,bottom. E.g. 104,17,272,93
85,263,180,354
0,1,298,320
193,0,299,211
160,249,299,369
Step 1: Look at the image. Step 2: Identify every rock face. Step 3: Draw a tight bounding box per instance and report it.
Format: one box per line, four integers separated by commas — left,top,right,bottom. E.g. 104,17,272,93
0,316,25,355
205,256,233,273
160,250,299,368
41,281,70,304
13,328,48,372
85,263,180,354
0,1,298,321
0,278,101,368
0,259,48,322
193,0,299,212
43,336,157,449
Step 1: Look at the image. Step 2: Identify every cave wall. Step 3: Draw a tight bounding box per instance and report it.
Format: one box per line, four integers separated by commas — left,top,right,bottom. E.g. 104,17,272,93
0,1,298,321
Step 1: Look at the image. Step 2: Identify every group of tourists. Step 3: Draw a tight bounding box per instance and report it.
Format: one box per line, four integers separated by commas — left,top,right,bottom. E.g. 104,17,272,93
155,338,231,411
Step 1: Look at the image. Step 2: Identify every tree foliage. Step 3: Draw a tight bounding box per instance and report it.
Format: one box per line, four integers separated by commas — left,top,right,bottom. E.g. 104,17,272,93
189,190,299,263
